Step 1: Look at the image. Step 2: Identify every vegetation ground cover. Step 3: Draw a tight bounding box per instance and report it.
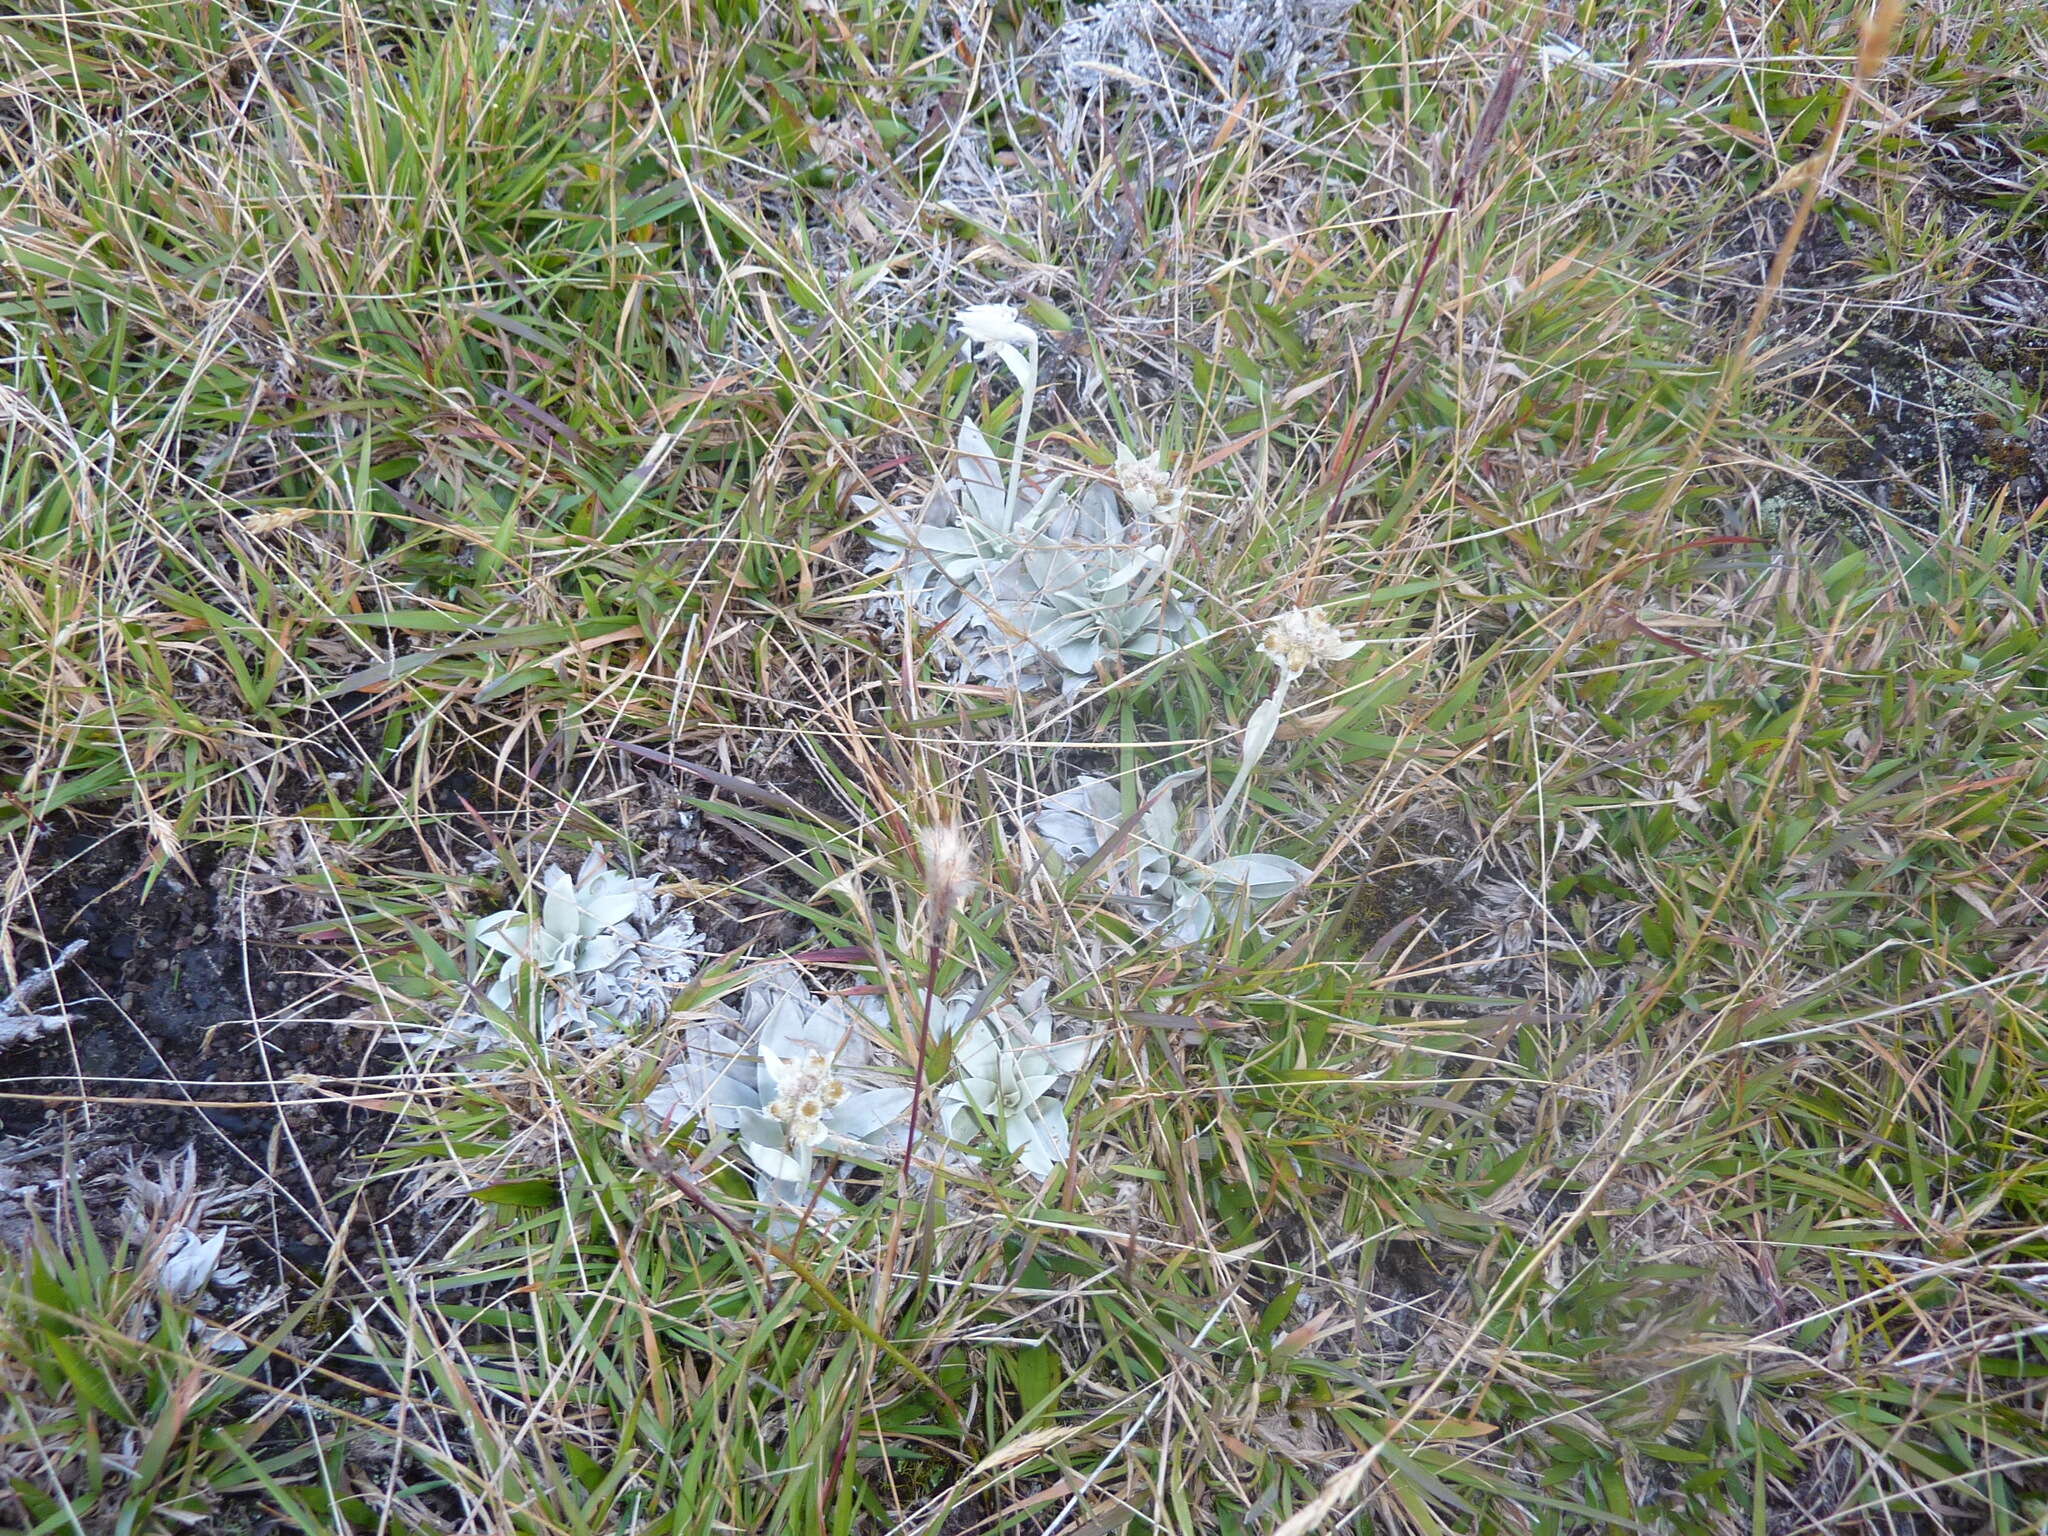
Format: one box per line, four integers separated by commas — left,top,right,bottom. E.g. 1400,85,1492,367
2,2,2046,1533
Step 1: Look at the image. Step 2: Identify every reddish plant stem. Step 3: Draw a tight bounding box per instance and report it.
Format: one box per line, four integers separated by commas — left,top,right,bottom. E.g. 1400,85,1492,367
1318,45,1530,532
897,915,948,1184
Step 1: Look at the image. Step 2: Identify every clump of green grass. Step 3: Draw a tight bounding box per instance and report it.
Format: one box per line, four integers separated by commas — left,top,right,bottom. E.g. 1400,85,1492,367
0,1201,320,1533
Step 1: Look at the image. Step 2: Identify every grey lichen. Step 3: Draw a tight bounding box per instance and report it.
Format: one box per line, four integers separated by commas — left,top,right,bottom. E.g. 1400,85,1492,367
1050,0,1352,142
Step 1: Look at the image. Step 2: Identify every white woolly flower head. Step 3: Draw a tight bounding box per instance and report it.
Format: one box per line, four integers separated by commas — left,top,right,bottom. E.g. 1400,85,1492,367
1257,607,1365,680
936,980,1093,1182
1112,442,1179,520
954,303,1037,355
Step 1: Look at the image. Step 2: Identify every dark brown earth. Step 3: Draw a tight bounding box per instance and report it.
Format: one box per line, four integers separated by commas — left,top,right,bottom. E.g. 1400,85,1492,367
1804,329,2048,525
1706,124,2048,537
0,827,388,1275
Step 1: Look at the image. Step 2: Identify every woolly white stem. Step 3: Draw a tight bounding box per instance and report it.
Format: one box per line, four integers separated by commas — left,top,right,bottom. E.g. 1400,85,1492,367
1187,673,1292,864
1003,342,1037,525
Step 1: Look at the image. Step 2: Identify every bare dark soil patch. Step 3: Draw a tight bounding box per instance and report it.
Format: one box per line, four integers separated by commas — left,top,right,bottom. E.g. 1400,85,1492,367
0,734,837,1201
1709,122,2048,537
1,826,392,1285
1797,328,2048,528
1328,819,1595,1012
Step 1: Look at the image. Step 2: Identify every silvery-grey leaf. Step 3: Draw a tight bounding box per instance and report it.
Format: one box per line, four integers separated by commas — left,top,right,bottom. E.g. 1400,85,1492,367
576,872,646,934
1013,1067,1061,1106
1140,796,1181,865
743,1121,810,1185
1121,629,1176,658
754,1172,848,1237
1032,778,1123,863
1237,693,1285,779
1044,1034,1094,1078
954,418,1010,529
573,932,628,975
828,1086,912,1143
864,503,921,569
1013,478,1073,537
158,1228,227,1302
642,1028,756,1131
1018,544,1089,594
1051,637,1107,675
639,921,699,969
540,866,580,940
508,926,573,976
744,967,817,1049
474,911,533,962
1161,882,1216,947
954,1073,1001,1117
950,1017,1005,1082
803,995,872,1068
1009,1100,1066,1181
1198,853,1313,904
935,1080,976,1138
1063,481,1124,545
1086,544,1161,594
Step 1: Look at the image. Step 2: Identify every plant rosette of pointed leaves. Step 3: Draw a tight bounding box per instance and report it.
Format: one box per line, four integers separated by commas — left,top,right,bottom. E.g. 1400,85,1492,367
460,851,701,1049
1031,777,1312,946
861,418,1204,694
640,966,911,1220
935,979,1093,1183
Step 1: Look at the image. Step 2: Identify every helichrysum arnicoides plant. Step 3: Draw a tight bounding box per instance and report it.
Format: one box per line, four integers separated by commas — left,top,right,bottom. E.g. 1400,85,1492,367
638,968,1100,1210
1197,604,1369,853
1033,776,1311,946
457,851,701,1048
863,304,1204,693
935,979,1092,1182
641,966,910,1222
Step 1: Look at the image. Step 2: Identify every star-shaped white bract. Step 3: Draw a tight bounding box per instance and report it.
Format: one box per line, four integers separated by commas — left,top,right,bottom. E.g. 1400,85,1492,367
954,302,1037,354
1257,607,1365,681
1112,442,1180,520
